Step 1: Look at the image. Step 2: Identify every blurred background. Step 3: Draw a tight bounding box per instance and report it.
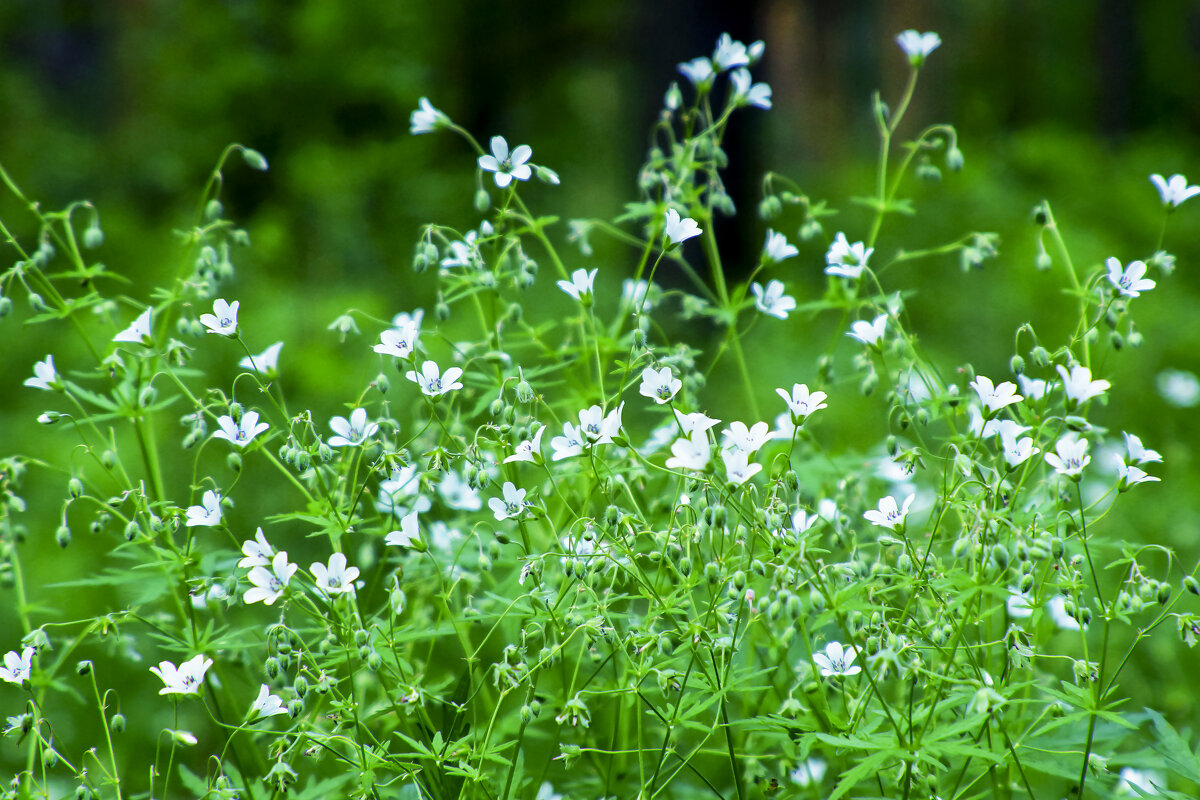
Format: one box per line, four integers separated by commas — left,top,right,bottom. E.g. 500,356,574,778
2,0,1200,767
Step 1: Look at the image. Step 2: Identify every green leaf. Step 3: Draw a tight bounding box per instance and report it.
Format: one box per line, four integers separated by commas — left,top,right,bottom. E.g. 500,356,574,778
828,750,895,800
1145,707,1200,782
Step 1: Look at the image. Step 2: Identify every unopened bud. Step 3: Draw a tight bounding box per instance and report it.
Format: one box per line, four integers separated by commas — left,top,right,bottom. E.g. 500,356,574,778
474,189,491,213
56,525,72,548
241,147,269,171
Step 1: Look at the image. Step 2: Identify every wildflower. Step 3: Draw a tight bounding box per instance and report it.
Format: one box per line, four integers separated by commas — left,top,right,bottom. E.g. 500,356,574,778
677,57,715,89
556,268,597,304
970,375,1023,413
1116,460,1160,491
374,322,420,360
1047,595,1085,631
729,68,772,109
186,490,223,527
503,425,546,465
199,299,239,336
761,229,797,263
328,407,379,447
478,136,532,188
386,509,422,547
244,551,298,605
721,450,761,484
825,232,873,279
1017,374,1049,401
791,758,826,788
1122,432,1162,464
535,783,564,800
577,403,623,445
1001,435,1039,468
639,366,682,405
310,553,359,596
1007,588,1034,618
1157,368,1200,408
621,278,655,312
378,465,433,517
113,308,152,344
712,33,751,71
0,647,34,685
238,528,275,569
1056,364,1109,407
813,641,861,677
250,684,288,718
410,97,450,135
440,234,481,269
792,509,819,537
674,408,721,436
1044,436,1090,479
212,411,270,448
750,280,796,319
489,481,529,521
663,209,701,245
550,422,585,461
776,383,828,422
23,355,61,391
895,30,941,67
438,470,480,510
721,420,771,457
847,314,887,346
240,341,283,375
406,360,464,397
1149,173,1200,209
555,692,591,728
863,494,915,531
150,654,213,695
1106,257,1155,298
666,430,711,471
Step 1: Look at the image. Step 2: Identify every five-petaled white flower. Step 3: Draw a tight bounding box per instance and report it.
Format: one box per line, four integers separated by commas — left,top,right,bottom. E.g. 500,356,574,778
0,647,34,685
1105,257,1155,298
721,450,761,485
311,553,359,596
813,641,861,677
1044,436,1090,478
150,654,212,695
1056,364,1110,407
478,136,532,188
863,494,915,531
410,97,450,135
677,57,715,88
970,375,1023,413
113,308,152,344
1122,432,1162,464
577,403,623,444
1047,595,1085,631
762,229,798,263
777,383,828,422
674,408,721,436
244,551,298,605
24,355,61,391
213,411,270,448
751,280,796,319
438,470,479,511
200,299,239,336
639,366,682,404
825,232,873,279
664,209,701,245
1116,460,1160,491
550,422,585,461
722,420,771,457
712,33,752,71
848,314,887,346
328,407,379,447
666,432,711,471
406,360,464,397
374,321,420,360
557,268,597,304
504,425,547,464
186,490,223,527
386,509,422,547
1018,374,1049,401
1006,588,1034,618
729,68,772,109
1002,435,1039,468
1150,173,1200,209
238,527,275,569
489,481,530,521
239,341,283,375
895,30,941,66
250,684,288,718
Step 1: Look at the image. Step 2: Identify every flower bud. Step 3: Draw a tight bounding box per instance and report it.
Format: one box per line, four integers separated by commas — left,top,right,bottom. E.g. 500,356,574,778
294,675,309,698
367,651,383,671
241,147,269,171
76,659,93,675
82,222,105,250
946,146,964,172
226,452,243,473
28,292,48,311
43,748,59,768
1009,355,1025,375
1030,346,1050,367
123,521,140,541
265,656,281,679
1035,251,1053,271
67,477,85,499
1184,576,1199,596
435,300,451,321
474,189,491,213
515,378,534,405
990,544,1010,571
758,195,783,220
55,524,72,548
287,698,304,718
205,199,224,220
1156,582,1171,605
1127,330,1144,348
0,295,12,317
704,562,719,585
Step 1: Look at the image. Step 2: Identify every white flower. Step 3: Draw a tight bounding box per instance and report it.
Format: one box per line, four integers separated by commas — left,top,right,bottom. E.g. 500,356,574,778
666,432,710,471
970,375,1023,412
895,30,941,66
729,68,771,109
478,136,532,188
1056,364,1110,406
199,299,239,336
489,482,529,521
1116,460,1160,490
776,383,828,422
186,490,223,527
378,465,433,517
639,366,682,404
1047,595,1085,631
1149,173,1200,209
150,654,213,695
239,341,283,375
1106,257,1155,297
437,470,480,510
212,411,270,448
505,425,547,464
712,33,751,71
677,57,715,88
1007,588,1034,618
761,229,797,263
863,494,915,531
813,641,861,677
847,314,887,346
0,647,34,685
24,355,61,391
386,509,422,547
1017,374,1049,401
664,209,701,245
244,551,298,605
721,420,770,457
406,360,464,397
790,758,826,788
113,308,152,344
557,268,597,304
250,684,288,718
621,278,655,312
1044,436,1090,478
440,234,481,269
410,97,450,135
535,782,564,800
750,280,796,319
792,510,819,540
374,322,420,359
550,422,585,461
721,450,761,484
825,232,873,279
674,408,721,435
1002,436,1039,468
577,403,623,445
328,407,379,447
1157,368,1200,407
310,553,359,596
238,528,275,569
1122,432,1162,464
